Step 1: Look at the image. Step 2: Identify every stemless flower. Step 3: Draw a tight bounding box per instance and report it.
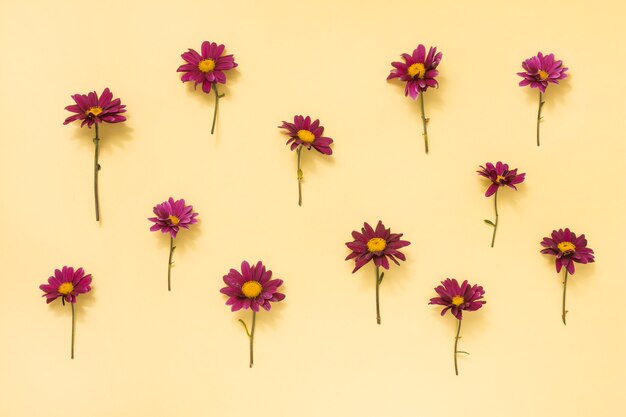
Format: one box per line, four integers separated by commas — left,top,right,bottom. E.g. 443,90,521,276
517,52,568,146
148,197,198,291
278,115,334,206
387,44,442,153
541,228,595,325
345,221,410,324
221,261,285,367
429,278,485,375
40,266,93,359
477,162,526,247
63,88,127,221
177,41,238,134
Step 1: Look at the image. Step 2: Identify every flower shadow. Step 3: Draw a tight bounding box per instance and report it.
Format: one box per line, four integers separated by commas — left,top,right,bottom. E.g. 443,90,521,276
67,122,133,155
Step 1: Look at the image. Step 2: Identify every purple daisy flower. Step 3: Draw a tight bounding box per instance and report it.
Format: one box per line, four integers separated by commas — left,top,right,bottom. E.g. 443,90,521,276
221,261,285,367
387,45,442,154
429,278,485,375
40,266,93,359
345,221,411,324
477,162,526,248
517,52,568,146
278,115,334,206
148,197,199,291
63,88,127,221
177,41,238,134
541,228,595,325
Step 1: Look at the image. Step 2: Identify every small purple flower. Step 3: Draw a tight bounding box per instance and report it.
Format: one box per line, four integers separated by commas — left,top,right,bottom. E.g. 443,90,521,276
63,88,126,128
517,52,568,93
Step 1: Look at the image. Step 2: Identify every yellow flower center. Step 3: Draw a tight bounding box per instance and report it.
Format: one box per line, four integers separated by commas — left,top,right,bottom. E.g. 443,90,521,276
58,282,74,295
408,62,426,79
168,215,180,226
241,281,263,299
557,241,576,254
495,175,506,184
452,296,464,306
538,70,549,80
85,106,103,117
297,130,315,143
198,59,216,73
367,237,387,252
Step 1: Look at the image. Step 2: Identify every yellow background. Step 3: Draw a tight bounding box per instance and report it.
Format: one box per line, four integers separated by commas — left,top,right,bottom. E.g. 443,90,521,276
1,1,625,416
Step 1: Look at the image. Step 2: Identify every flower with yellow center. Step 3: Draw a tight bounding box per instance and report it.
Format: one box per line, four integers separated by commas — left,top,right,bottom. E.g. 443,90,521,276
557,241,576,254
58,282,74,295
168,215,180,226
198,59,216,73
241,281,263,299
297,130,315,143
85,106,103,117
367,237,387,252
537,70,549,80
408,62,426,79
451,295,464,306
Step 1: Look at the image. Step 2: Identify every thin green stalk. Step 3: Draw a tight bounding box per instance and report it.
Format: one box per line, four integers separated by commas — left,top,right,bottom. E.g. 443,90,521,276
491,190,499,248
71,302,76,359
537,91,545,146
168,237,176,291
419,92,429,154
454,319,462,376
297,146,303,206
375,266,381,325
211,83,225,135
562,270,569,325
93,124,100,221
249,311,256,368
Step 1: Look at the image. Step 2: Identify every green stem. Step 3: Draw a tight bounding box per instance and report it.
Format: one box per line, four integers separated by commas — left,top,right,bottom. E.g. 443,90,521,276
562,270,569,325
93,124,100,221
375,265,381,325
419,92,429,154
211,83,223,135
537,91,545,147
168,237,176,291
491,189,499,248
454,319,462,376
249,311,256,368
71,302,76,359
297,146,303,206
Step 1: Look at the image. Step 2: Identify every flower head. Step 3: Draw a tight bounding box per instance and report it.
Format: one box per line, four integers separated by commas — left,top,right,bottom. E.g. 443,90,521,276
63,88,126,128
429,278,485,320
148,197,198,238
477,161,526,197
345,221,411,272
541,228,595,274
517,52,568,93
221,261,285,312
387,44,442,99
279,115,333,155
177,41,238,94
40,266,92,304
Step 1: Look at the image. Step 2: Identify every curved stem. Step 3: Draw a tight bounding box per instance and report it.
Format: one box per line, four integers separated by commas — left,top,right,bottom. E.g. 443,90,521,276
491,189,499,248
375,265,381,325
71,302,76,360
537,91,544,147
419,92,429,154
562,270,569,325
211,83,221,135
454,319,462,376
249,311,256,368
297,146,303,206
93,124,100,221
168,237,176,291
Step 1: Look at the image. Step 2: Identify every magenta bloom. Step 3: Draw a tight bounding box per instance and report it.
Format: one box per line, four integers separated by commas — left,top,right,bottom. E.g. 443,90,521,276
279,115,333,155
63,88,126,128
221,261,285,312
149,197,198,238
541,228,595,275
40,266,93,305
429,278,486,321
387,44,442,99
177,41,237,94
477,161,526,197
517,52,568,93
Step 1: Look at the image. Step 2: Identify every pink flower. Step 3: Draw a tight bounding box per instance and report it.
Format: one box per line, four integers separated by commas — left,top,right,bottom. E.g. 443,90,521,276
177,41,238,94
63,88,126,128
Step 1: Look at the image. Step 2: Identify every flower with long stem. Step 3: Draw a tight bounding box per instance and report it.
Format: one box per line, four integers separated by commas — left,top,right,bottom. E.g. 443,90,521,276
177,41,238,135
148,197,198,291
220,261,285,367
278,115,333,206
429,278,485,375
540,228,594,325
345,221,410,324
387,44,442,153
40,266,93,359
517,52,568,146
477,162,525,247
63,88,126,221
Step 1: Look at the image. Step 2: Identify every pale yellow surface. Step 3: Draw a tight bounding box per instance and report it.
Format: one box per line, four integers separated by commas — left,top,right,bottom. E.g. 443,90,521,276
1,1,625,416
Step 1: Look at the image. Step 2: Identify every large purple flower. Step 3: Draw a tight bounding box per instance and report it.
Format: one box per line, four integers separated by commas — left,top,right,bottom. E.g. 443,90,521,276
541,228,594,275
517,52,568,93
63,88,126,128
